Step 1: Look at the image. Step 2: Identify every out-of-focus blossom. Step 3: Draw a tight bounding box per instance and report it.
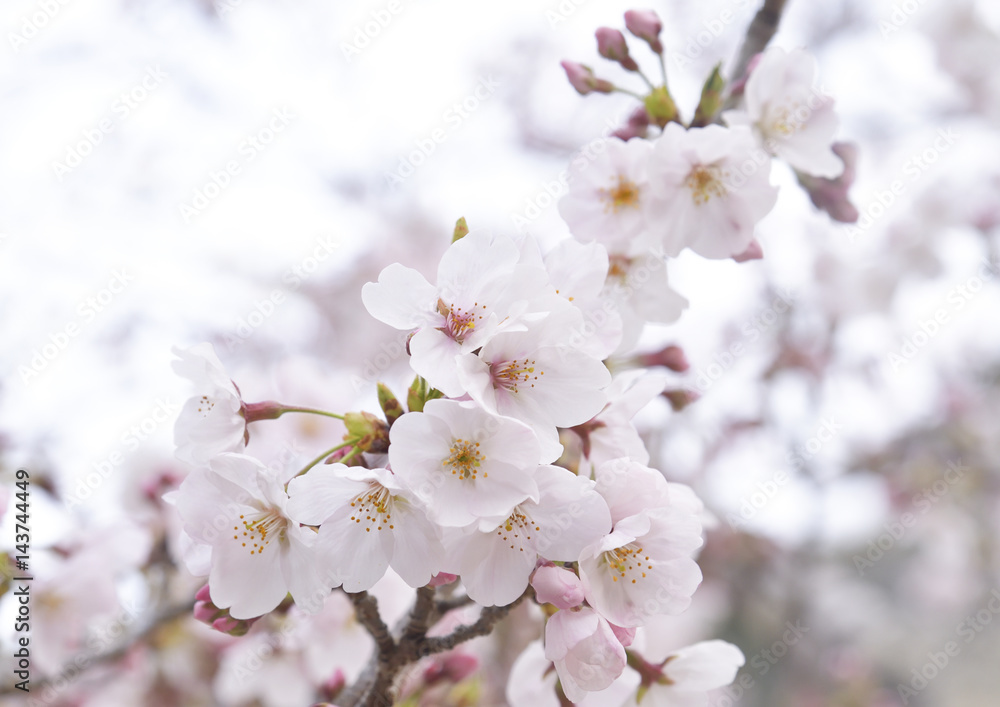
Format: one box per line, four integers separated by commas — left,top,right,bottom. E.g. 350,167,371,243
544,606,627,702
172,343,246,465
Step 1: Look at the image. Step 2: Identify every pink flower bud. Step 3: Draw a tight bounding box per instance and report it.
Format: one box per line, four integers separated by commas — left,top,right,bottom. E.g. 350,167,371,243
428,572,458,587
424,652,479,685
532,565,585,609
612,106,651,141
596,28,639,71
320,669,346,701
732,239,764,263
193,601,219,624
798,142,860,223
624,9,664,54
561,61,615,95
195,584,213,603
211,616,242,634
639,344,689,372
610,623,636,647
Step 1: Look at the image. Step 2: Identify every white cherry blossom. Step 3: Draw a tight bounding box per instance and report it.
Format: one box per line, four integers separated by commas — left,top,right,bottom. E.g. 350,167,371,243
644,123,778,260
579,460,704,627
286,465,445,592
724,46,843,178
639,640,746,706
387,399,544,527
544,606,627,702
558,137,655,256
172,453,328,619
446,464,611,606
172,343,246,465
361,231,547,396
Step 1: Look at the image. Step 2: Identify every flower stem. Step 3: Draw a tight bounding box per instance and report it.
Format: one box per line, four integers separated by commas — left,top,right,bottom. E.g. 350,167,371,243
294,442,351,477
277,405,345,420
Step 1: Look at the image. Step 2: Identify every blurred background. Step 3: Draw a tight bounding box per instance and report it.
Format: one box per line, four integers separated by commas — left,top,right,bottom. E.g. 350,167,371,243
1,0,999,704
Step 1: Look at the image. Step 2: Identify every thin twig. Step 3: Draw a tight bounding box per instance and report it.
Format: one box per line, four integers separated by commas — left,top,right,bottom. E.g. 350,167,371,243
723,0,792,109
0,601,194,696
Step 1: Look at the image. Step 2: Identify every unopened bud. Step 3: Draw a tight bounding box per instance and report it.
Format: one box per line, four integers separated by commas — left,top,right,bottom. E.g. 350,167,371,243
639,344,688,372
531,565,585,609
376,383,404,427
691,63,725,128
596,28,639,72
643,86,679,128
624,9,664,54
424,652,479,686
320,669,346,702
797,142,860,223
612,106,652,141
561,61,615,95
343,411,390,454
452,217,469,243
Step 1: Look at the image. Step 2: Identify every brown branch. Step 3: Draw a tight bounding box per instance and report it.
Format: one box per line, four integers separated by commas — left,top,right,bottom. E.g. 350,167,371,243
346,590,396,656
413,588,531,660
724,0,792,109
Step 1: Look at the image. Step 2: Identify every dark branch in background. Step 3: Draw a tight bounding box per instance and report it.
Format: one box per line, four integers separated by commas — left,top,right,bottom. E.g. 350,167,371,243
724,0,792,109
0,601,194,697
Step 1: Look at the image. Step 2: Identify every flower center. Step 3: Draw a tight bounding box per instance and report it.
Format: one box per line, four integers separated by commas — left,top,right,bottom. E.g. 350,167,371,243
232,507,287,556
599,174,642,213
607,255,632,283
196,395,216,417
684,165,728,205
349,483,395,533
603,543,651,584
767,101,805,137
491,357,542,393
443,439,486,480
494,508,541,551
437,298,485,344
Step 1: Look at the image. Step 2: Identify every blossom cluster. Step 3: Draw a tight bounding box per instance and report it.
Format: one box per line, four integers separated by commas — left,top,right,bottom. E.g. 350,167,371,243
166,8,852,705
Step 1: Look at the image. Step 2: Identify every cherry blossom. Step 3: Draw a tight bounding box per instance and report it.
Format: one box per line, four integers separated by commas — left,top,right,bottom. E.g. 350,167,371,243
558,137,656,256
387,398,544,527
172,343,247,465
724,46,843,178
579,460,704,627
544,606,628,702
644,123,778,259
286,464,445,592
445,464,611,606
361,231,547,396
638,640,746,706
171,453,328,619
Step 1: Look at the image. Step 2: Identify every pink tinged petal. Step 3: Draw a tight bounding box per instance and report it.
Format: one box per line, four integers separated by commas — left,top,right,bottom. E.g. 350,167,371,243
456,521,538,606
507,641,560,707
454,353,501,415
209,537,288,620
436,230,520,296
173,469,257,546
387,502,446,588
664,640,746,691
407,327,465,397
171,343,237,392
280,526,331,614
361,263,438,330
286,466,370,525
315,505,391,593
528,465,611,561
545,608,626,700
593,459,671,524
545,239,610,301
